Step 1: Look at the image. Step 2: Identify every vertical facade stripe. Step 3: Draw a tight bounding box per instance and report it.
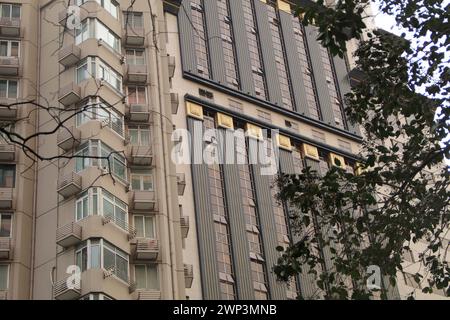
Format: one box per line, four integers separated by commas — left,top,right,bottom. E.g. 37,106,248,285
278,11,309,116
332,55,361,136
253,0,284,107
203,0,227,84
304,26,335,126
217,128,255,299
229,0,255,96
187,118,222,299
281,152,319,299
178,2,197,73
251,164,287,299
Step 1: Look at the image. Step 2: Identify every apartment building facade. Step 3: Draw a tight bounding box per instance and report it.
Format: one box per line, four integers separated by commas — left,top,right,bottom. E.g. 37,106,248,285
0,0,445,300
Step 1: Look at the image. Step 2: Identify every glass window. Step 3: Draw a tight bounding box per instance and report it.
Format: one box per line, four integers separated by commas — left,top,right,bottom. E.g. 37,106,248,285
131,169,153,191
76,239,129,282
0,213,12,238
124,11,143,28
0,265,9,290
134,215,155,238
76,57,123,93
126,49,145,65
128,125,150,146
0,80,18,99
77,98,124,137
135,265,159,290
0,4,20,19
127,86,147,105
75,19,120,52
0,165,15,188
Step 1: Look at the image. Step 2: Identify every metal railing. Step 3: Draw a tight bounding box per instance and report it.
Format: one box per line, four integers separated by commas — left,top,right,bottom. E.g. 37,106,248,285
56,222,82,244
57,172,82,190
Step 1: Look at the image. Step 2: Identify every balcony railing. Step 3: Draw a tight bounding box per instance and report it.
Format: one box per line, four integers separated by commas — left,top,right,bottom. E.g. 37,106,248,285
170,93,179,115
126,104,150,122
53,277,81,300
102,213,136,240
0,104,17,120
0,238,12,260
184,264,194,288
130,190,156,211
0,144,15,161
58,82,82,107
57,172,82,198
177,173,186,196
126,64,148,83
0,188,13,209
123,25,145,46
135,238,159,261
56,222,82,248
180,216,190,239
58,44,82,67
57,126,81,151
0,56,19,76
0,17,20,37
135,290,161,300
128,145,153,166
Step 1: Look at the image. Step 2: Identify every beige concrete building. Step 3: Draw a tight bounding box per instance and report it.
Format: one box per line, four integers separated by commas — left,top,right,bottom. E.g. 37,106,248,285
0,0,446,300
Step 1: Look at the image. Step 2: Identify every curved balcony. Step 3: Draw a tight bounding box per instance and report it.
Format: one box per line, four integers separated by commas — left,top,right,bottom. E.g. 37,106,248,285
0,188,13,209
184,264,193,288
126,104,151,123
58,82,82,107
126,64,148,84
177,173,186,196
168,56,176,78
128,145,153,166
56,222,82,248
129,190,156,211
54,268,134,300
57,172,82,198
123,26,145,46
0,238,12,260
0,17,20,37
58,44,81,67
180,216,190,239
0,103,17,121
0,56,19,76
0,144,15,162
170,93,179,115
57,126,81,151
134,238,159,261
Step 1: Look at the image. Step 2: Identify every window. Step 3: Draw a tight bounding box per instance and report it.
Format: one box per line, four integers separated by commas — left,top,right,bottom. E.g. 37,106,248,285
76,57,123,93
79,293,113,300
134,215,155,238
77,98,124,137
217,0,239,89
76,239,129,282
131,169,153,191
0,40,19,57
0,3,20,19
75,188,128,232
135,265,159,290
242,0,267,99
75,140,126,181
128,125,150,146
127,86,147,105
126,49,145,65
76,0,118,19
190,0,210,78
0,265,8,290
0,165,15,188
0,80,18,99
124,11,143,28
75,19,120,52
0,213,11,238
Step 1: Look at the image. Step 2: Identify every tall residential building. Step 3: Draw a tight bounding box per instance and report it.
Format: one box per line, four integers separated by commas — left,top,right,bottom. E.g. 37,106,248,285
0,0,446,300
